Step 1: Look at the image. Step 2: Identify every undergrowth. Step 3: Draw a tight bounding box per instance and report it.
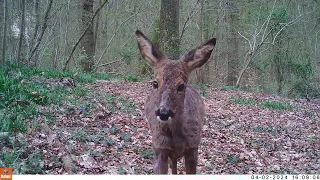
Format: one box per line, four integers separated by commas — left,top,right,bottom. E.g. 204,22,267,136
230,96,293,111
0,63,136,173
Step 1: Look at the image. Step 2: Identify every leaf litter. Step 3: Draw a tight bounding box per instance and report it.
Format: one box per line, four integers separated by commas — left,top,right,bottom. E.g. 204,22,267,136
1,79,319,174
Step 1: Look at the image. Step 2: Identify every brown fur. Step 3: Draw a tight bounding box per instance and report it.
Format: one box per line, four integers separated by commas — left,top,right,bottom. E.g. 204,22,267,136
135,30,216,174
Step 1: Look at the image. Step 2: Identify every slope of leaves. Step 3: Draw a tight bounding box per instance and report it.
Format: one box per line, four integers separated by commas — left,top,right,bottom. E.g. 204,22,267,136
1,74,319,174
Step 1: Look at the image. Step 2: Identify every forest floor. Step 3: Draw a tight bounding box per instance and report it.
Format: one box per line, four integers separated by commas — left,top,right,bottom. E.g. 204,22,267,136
1,67,320,174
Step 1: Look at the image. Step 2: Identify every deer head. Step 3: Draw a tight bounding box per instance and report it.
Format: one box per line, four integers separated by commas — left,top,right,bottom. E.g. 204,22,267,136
135,30,216,123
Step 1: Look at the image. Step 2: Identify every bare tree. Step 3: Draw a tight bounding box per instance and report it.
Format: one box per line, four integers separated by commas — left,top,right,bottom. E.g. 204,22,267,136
29,0,40,56
17,0,26,62
2,0,8,65
63,0,108,71
226,0,239,86
28,0,53,64
79,0,95,72
235,0,310,87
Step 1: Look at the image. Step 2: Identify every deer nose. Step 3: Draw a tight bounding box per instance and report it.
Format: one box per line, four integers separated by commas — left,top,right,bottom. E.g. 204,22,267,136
155,107,173,121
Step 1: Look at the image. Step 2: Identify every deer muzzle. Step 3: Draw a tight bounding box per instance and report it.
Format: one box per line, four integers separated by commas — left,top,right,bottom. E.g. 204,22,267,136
155,107,174,122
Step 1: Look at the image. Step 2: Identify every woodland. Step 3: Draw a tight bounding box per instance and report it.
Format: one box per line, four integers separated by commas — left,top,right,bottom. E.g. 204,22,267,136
0,0,319,175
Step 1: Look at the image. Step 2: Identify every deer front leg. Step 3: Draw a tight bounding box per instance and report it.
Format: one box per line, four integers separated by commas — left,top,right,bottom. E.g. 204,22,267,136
170,158,177,174
153,149,169,174
184,148,198,174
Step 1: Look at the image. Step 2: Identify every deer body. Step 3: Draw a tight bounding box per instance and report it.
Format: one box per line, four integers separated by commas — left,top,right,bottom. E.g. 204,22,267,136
135,30,216,174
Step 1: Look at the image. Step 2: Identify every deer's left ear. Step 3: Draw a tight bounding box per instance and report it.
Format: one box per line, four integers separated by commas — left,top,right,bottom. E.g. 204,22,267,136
135,30,164,66
182,38,216,72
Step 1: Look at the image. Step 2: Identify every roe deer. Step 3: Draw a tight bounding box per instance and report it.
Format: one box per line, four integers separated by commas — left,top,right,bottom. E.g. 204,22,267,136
135,30,216,174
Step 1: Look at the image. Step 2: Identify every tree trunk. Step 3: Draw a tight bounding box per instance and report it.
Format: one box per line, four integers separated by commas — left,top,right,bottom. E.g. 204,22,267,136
159,0,180,59
94,0,101,52
17,0,26,62
29,0,40,65
28,0,53,63
80,0,95,72
62,0,71,66
196,0,205,84
236,52,253,87
63,0,108,71
2,0,8,65
226,0,238,86
30,0,39,54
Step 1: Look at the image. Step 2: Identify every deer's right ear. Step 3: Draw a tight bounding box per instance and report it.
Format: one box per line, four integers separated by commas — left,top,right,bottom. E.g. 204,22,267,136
135,30,164,66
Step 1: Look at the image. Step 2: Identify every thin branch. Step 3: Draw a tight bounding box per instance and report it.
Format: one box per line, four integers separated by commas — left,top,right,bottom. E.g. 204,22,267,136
62,0,108,71
238,31,252,50
253,47,270,60
254,2,263,37
48,2,68,19
95,58,124,68
94,6,148,71
179,0,201,41
261,0,277,43
271,11,312,44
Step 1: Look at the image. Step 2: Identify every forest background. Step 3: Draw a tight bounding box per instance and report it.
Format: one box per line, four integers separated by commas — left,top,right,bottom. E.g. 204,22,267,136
1,0,319,98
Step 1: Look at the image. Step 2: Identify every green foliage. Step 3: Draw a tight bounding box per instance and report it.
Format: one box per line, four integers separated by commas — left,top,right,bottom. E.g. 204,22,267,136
291,61,313,80
101,139,115,146
73,128,88,141
226,154,240,165
6,62,118,83
0,67,42,133
0,63,123,134
118,167,126,174
253,125,286,136
261,101,293,111
124,74,146,82
138,60,152,75
102,93,136,114
119,133,131,140
1,148,20,168
73,86,88,97
196,84,209,97
230,96,293,111
139,149,154,159
230,97,257,105
271,6,289,23
126,75,139,82
121,48,138,65
24,150,45,174
289,60,319,99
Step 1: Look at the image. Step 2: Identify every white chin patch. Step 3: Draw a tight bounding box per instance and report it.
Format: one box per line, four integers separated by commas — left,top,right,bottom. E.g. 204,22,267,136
156,116,172,123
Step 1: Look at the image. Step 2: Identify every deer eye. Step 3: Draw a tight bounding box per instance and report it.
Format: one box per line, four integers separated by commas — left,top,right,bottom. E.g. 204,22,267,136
177,84,185,92
152,81,158,89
